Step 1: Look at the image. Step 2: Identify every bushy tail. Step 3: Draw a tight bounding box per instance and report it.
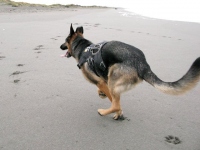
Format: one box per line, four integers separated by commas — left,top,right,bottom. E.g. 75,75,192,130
143,57,200,95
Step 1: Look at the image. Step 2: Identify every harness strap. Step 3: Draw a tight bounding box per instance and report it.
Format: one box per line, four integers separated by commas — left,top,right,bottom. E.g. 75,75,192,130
77,41,107,77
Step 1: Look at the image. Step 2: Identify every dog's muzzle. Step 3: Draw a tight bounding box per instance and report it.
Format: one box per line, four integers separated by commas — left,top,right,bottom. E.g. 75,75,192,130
60,44,71,58
60,44,68,50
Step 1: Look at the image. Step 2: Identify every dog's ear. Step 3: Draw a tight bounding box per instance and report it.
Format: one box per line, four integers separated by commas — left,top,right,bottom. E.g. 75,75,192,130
76,26,84,34
70,23,75,35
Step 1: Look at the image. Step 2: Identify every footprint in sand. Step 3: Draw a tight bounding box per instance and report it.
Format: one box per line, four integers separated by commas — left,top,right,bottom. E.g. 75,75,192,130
12,64,26,83
34,45,44,55
34,45,44,50
94,23,101,27
165,135,181,145
51,36,62,41
14,79,20,83
17,64,24,67
51,36,61,40
10,71,26,84
51,38,58,40
0,56,6,60
10,71,27,76
94,23,101,26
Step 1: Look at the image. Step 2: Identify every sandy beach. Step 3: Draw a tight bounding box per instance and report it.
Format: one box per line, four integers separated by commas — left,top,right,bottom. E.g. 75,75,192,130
0,1,200,150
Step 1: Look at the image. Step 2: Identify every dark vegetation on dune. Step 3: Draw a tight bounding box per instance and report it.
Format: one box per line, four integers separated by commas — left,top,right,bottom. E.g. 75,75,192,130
0,0,107,8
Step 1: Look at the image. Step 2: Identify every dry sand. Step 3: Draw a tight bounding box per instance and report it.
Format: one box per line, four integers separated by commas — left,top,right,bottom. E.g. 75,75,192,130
0,2,200,150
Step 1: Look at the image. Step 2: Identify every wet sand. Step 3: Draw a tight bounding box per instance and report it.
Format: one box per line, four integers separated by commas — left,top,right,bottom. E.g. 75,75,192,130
0,3,200,150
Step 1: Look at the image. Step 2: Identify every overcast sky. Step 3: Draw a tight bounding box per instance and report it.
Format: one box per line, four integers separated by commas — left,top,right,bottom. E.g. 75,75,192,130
13,0,200,22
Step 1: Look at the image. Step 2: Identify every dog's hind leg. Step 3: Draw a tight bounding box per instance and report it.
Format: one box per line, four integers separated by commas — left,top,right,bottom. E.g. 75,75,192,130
97,64,142,119
113,109,124,120
98,92,121,116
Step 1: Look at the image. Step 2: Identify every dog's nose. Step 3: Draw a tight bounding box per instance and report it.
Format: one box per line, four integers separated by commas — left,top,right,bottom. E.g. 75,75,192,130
60,44,68,50
60,44,63,50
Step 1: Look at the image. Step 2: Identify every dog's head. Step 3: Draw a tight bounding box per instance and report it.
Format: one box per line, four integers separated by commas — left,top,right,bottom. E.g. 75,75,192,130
60,24,84,58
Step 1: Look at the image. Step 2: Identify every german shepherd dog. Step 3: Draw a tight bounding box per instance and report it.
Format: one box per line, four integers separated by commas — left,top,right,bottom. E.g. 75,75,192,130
60,24,200,120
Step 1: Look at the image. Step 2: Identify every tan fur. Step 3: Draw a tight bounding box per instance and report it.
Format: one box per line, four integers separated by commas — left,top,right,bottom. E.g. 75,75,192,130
97,81,112,102
67,33,78,59
155,75,200,95
80,62,142,119
81,63,102,84
108,64,142,95
76,31,83,37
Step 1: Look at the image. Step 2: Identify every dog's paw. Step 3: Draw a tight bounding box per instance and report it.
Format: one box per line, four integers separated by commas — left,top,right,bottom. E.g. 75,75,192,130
97,109,107,116
113,110,124,120
98,90,107,99
113,114,125,120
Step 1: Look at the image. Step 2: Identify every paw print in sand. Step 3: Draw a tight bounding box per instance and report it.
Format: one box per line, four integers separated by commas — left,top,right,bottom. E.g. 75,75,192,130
165,135,181,145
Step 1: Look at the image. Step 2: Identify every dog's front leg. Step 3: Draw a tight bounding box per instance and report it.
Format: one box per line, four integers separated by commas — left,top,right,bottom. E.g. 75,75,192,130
98,89,107,99
97,81,112,102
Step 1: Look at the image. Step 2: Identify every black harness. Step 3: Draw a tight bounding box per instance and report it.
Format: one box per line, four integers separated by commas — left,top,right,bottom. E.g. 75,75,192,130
77,41,108,77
